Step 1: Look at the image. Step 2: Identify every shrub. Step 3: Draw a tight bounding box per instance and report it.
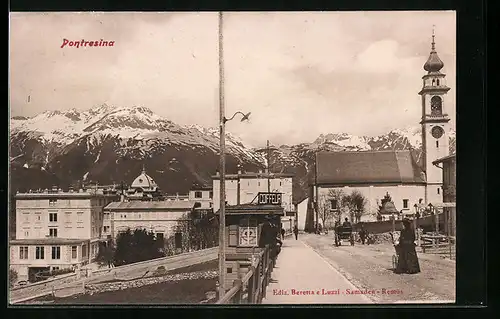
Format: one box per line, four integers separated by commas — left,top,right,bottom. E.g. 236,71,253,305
153,266,167,276
50,268,73,276
114,228,164,266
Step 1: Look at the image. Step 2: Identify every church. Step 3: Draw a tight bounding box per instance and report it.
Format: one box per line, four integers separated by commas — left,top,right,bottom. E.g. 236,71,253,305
308,32,452,226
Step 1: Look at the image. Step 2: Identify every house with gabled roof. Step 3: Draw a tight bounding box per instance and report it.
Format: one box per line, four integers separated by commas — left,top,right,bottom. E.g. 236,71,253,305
312,150,428,223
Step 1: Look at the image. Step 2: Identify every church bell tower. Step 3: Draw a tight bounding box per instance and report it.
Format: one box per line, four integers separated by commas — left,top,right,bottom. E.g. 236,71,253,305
418,27,451,204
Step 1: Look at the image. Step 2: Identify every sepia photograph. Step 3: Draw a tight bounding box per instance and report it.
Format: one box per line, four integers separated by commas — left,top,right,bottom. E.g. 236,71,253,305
8,11,456,305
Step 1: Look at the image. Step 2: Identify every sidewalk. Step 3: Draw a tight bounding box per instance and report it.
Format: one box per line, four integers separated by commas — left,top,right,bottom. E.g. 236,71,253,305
262,238,373,304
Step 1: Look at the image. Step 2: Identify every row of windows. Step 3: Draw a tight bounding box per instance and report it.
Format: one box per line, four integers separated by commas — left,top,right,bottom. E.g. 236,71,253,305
20,245,78,260
431,78,441,86
21,212,85,223
115,213,183,219
234,181,285,187
194,191,213,199
22,226,87,238
48,198,107,206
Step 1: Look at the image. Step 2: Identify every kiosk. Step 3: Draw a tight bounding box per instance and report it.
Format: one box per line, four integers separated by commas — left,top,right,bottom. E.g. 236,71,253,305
217,192,285,292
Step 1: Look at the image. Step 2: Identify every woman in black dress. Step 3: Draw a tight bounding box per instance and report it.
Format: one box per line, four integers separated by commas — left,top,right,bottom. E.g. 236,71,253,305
395,218,421,274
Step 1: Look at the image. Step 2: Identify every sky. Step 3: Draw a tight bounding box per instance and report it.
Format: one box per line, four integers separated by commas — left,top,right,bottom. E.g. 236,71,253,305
9,11,456,148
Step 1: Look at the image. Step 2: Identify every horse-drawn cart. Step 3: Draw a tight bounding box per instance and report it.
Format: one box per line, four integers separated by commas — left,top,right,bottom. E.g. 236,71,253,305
334,225,355,246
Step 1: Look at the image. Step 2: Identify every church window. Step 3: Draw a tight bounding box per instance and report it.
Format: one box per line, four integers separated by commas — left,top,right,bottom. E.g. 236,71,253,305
436,141,439,148
330,200,338,210
403,199,409,209
194,191,202,198
432,79,435,86
437,188,440,195
437,79,440,86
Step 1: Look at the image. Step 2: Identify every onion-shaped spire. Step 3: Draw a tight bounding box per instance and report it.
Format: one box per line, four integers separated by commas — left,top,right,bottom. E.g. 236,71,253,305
423,26,444,73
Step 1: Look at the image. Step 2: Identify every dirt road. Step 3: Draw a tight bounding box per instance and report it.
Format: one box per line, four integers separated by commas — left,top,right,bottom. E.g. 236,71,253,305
300,233,455,303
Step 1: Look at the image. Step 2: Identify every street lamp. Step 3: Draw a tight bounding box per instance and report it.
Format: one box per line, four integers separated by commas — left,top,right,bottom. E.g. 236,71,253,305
218,109,251,300
223,111,251,123
217,12,252,300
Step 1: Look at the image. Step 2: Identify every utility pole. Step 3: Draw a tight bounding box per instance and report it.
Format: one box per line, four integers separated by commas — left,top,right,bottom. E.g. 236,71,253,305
267,140,271,192
314,152,319,233
217,11,226,300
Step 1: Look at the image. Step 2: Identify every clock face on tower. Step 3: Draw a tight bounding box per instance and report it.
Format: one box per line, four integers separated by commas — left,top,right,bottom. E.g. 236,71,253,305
238,226,258,247
431,126,444,139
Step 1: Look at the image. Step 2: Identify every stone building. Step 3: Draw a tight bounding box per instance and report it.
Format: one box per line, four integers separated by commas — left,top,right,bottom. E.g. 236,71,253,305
104,200,196,245
9,187,117,282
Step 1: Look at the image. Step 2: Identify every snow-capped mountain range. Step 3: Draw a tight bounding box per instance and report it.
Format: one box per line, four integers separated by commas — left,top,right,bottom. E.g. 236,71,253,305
9,104,456,202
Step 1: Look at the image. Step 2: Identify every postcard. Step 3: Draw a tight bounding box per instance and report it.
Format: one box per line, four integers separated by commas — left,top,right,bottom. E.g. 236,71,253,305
8,11,456,305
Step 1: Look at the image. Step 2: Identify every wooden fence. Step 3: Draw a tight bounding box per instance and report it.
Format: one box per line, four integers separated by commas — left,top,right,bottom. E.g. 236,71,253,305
421,234,456,259
216,245,273,304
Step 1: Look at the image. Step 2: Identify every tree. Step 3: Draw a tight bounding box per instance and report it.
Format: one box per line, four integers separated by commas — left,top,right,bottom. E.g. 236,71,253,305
165,211,218,255
349,190,368,223
317,194,329,228
113,228,164,266
343,190,368,223
327,189,347,223
9,268,18,287
95,242,116,268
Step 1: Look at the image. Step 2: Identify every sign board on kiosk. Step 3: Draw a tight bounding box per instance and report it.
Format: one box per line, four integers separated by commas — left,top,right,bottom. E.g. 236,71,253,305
222,192,285,291
257,192,282,205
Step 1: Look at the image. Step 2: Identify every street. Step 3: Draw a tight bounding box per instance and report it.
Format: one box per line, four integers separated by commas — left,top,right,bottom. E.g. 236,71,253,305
299,233,455,303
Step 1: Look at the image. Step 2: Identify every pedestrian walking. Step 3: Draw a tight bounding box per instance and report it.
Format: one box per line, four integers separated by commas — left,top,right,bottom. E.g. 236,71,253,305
293,224,299,240
259,215,280,262
359,223,367,245
281,227,285,240
394,218,421,274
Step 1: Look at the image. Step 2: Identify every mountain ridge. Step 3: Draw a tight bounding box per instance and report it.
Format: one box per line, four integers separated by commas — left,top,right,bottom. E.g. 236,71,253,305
10,104,456,203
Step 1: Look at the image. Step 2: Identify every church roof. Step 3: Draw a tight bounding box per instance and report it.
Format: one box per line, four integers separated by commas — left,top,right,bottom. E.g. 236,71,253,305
130,166,159,191
315,150,426,185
